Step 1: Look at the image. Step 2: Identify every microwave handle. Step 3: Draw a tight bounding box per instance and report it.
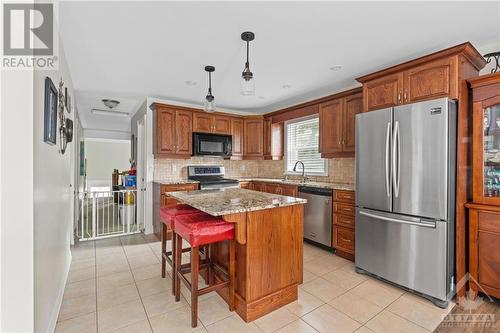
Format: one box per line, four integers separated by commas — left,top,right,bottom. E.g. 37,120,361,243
225,142,232,155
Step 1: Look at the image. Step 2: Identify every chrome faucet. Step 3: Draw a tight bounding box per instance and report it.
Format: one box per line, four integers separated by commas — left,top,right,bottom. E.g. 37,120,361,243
292,161,308,182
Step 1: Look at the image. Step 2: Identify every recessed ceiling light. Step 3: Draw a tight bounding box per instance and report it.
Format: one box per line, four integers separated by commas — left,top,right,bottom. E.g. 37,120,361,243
329,65,343,71
258,96,265,99
282,84,292,89
185,80,197,86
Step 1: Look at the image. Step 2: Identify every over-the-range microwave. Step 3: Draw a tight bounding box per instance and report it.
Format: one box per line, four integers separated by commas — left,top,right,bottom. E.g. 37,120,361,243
192,132,232,158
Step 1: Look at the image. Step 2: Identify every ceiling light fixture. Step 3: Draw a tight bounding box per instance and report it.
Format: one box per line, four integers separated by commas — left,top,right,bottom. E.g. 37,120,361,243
241,31,255,96
101,99,120,109
282,84,292,89
204,65,216,113
330,65,343,71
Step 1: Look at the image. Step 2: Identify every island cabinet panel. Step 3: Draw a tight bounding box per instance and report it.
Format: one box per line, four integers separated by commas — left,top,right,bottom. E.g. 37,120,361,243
243,118,264,159
153,104,192,158
211,205,304,322
332,190,355,261
231,118,244,159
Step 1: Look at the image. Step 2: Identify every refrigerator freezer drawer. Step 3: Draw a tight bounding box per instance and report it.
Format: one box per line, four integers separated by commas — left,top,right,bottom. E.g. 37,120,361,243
355,208,449,301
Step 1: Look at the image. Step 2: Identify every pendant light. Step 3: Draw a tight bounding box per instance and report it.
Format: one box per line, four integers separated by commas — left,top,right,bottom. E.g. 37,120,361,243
204,65,216,112
241,31,255,96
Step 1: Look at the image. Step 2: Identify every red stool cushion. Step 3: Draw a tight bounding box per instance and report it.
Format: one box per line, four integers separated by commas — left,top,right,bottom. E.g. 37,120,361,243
160,204,202,229
175,214,235,247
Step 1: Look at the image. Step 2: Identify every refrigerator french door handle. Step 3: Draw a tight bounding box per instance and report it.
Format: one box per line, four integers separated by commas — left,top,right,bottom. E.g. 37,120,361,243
359,210,436,228
392,121,400,197
385,122,391,197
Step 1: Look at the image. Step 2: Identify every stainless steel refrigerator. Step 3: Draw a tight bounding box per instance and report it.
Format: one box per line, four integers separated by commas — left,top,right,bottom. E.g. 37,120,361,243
355,97,456,308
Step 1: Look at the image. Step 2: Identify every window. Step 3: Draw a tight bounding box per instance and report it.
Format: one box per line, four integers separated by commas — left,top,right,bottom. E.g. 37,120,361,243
285,115,327,175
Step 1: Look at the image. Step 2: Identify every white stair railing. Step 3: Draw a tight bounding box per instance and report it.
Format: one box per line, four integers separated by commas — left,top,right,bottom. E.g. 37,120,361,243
76,189,141,240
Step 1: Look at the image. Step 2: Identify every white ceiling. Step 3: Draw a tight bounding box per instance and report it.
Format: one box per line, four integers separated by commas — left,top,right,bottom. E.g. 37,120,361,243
60,1,500,131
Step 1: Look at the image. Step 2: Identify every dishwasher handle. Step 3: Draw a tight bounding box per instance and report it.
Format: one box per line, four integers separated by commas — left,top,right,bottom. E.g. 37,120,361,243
298,186,332,197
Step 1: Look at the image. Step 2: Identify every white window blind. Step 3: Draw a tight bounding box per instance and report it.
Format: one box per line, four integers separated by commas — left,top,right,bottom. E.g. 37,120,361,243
285,116,327,175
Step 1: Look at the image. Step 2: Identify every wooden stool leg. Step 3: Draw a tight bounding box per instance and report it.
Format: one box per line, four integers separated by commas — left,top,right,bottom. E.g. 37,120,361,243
203,245,210,285
161,224,166,278
229,239,235,311
171,229,176,295
208,244,214,286
174,234,182,302
191,246,199,328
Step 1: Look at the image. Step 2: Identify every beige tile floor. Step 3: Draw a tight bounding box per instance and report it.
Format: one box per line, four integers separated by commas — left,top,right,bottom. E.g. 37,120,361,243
57,234,455,333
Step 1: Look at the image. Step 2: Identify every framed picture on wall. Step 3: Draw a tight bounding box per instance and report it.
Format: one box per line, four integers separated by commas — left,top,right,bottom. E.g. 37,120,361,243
44,77,58,145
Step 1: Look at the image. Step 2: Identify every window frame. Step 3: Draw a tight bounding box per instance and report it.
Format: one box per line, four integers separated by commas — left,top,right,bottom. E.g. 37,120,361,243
284,114,328,176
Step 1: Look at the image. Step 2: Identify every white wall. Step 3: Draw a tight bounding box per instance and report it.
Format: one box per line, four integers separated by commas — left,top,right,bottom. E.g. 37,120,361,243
85,139,131,188
1,61,35,333
32,39,76,332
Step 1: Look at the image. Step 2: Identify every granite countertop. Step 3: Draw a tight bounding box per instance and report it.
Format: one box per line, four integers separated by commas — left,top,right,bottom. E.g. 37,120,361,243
154,179,199,185
168,188,307,216
237,178,355,191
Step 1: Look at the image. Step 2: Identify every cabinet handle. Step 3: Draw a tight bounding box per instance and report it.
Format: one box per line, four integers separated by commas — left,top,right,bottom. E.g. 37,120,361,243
340,237,352,243
398,92,402,104
403,91,408,102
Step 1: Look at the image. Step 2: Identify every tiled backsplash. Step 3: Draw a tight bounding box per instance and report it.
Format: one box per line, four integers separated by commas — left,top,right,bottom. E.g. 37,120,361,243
154,157,355,184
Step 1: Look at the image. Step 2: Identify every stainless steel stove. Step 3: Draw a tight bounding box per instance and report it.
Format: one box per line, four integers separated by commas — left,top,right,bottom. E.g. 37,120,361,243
187,165,239,190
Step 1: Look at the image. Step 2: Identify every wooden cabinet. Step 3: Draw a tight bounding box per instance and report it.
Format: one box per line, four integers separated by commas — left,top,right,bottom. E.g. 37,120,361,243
153,182,199,239
193,113,231,135
467,205,500,299
332,190,355,260
357,42,486,112
230,118,244,159
239,181,251,189
263,118,284,160
466,73,500,299
243,118,264,159
319,90,362,158
154,105,192,158
248,181,298,197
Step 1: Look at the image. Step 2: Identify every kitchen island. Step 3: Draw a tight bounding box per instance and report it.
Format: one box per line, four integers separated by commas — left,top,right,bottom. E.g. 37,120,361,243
168,188,306,322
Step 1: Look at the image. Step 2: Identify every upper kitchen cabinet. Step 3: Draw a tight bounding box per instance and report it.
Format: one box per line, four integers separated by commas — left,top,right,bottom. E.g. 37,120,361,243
264,117,284,160
243,118,264,159
319,88,362,158
230,117,244,160
193,112,231,135
153,104,193,158
357,42,487,112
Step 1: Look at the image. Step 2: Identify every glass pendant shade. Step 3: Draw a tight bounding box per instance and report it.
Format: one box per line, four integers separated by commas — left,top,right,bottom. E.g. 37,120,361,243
204,98,216,112
240,76,255,96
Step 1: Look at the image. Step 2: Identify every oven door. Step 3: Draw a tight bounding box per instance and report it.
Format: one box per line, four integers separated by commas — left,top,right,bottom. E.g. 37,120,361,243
193,133,232,157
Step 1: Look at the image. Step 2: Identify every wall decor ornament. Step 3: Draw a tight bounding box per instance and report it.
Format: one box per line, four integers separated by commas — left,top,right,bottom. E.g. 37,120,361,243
58,78,69,154
44,77,58,145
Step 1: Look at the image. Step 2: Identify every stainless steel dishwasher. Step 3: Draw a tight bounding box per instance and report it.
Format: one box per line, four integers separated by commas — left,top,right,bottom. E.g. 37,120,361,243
298,186,332,247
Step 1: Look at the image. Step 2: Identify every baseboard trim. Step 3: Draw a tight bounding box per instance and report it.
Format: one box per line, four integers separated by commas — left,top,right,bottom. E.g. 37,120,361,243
46,248,71,333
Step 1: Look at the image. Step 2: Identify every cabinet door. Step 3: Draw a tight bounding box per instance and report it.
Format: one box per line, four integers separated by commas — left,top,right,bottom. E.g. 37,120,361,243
333,226,355,253
403,57,457,103
263,118,272,158
244,119,264,158
363,72,403,112
271,122,284,160
193,113,213,133
213,115,231,135
156,107,176,155
265,183,281,194
343,93,362,153
280,185,297,197
175,110,193,155
251,182,266,192
231,118,244,158
319,99,343,157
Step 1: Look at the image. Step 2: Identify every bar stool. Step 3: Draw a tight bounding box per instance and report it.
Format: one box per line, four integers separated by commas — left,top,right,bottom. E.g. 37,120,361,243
159,205,207,294
174,213,236,328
